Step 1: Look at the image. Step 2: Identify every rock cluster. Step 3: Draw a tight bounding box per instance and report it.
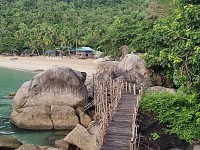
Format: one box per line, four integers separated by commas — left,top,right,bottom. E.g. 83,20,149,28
9,122,100,150
10,66,89,130
9,66,100,150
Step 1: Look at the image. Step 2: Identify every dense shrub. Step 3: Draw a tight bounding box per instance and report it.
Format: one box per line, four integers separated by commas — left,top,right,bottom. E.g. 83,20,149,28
144,4,200,90
141,88,200,143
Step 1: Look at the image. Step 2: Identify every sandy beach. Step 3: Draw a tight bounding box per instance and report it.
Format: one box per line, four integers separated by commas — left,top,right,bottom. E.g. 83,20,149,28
0,56,96,76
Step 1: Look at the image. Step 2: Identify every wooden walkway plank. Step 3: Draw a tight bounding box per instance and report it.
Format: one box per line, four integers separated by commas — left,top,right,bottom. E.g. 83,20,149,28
101,92,136,150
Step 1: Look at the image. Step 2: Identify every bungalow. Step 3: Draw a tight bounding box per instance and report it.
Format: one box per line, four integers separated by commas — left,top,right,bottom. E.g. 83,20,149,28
69,47,94,58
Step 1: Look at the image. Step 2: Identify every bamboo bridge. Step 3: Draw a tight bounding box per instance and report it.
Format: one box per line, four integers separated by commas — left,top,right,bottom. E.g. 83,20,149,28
85,68,143,150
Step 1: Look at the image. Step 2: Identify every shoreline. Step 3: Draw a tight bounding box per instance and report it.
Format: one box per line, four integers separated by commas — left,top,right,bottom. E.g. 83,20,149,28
0,56,96,76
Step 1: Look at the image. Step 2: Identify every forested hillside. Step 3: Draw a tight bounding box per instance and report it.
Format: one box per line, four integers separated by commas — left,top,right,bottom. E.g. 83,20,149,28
0,0,158,54
0,0,200,144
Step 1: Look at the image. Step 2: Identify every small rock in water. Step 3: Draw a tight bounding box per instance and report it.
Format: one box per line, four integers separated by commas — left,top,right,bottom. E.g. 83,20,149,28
8,92,16,97
0,136,22,150
33,69,45,73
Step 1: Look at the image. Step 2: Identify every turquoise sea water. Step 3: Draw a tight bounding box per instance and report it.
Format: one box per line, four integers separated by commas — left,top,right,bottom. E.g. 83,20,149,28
0,67,67,146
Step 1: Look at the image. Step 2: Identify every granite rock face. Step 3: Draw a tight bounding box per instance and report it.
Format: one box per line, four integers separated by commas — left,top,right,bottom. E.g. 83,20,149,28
13,66,87,108
11,66,87,130
114,54,150,87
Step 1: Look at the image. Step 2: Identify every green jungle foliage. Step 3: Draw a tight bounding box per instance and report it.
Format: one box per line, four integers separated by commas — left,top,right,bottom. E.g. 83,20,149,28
141,89,200,143
144,4,200,90
141,1,200,142
0,0,159,54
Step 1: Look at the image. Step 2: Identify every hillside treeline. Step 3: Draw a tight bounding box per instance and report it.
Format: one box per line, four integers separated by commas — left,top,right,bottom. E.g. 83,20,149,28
0,0,156,54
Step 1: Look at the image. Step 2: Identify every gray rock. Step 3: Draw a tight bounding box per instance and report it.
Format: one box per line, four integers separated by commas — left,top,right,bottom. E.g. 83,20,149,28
0,136,22,150
64,124,97,150
73,70,87,83
11,105,79,130
193,140,200,150
76,107,92,128
13,66,87,108
8,92,16,97
193,145,200,150
114,54,150,87
11,66,87,130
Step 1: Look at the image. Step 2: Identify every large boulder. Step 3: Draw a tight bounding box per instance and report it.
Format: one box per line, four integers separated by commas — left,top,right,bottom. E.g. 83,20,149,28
13,66,87,108
64,124,97,150
11,105,79,130
114,54,150,87
0,136,22,150
11,66,87,130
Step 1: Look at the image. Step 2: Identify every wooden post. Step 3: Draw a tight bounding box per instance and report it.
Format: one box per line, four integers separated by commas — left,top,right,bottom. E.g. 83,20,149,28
105,86,108,115
140,83,143,93
130,138,134,150
125,82,128,92
121,80,124,91
110,79,112,104
133,84,136,95
129,83,131,93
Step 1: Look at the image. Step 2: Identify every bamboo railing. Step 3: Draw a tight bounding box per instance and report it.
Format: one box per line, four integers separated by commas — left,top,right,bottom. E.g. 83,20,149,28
91,68,143,150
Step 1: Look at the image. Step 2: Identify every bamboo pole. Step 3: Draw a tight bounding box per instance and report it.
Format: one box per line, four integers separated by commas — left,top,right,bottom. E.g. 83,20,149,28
133,84,136,95
130,138,134,150
129,83,131,93
125,82,128,92
110,79,112,104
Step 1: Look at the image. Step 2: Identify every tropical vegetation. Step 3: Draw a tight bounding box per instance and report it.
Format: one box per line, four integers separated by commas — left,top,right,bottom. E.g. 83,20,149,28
0,0,199,143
